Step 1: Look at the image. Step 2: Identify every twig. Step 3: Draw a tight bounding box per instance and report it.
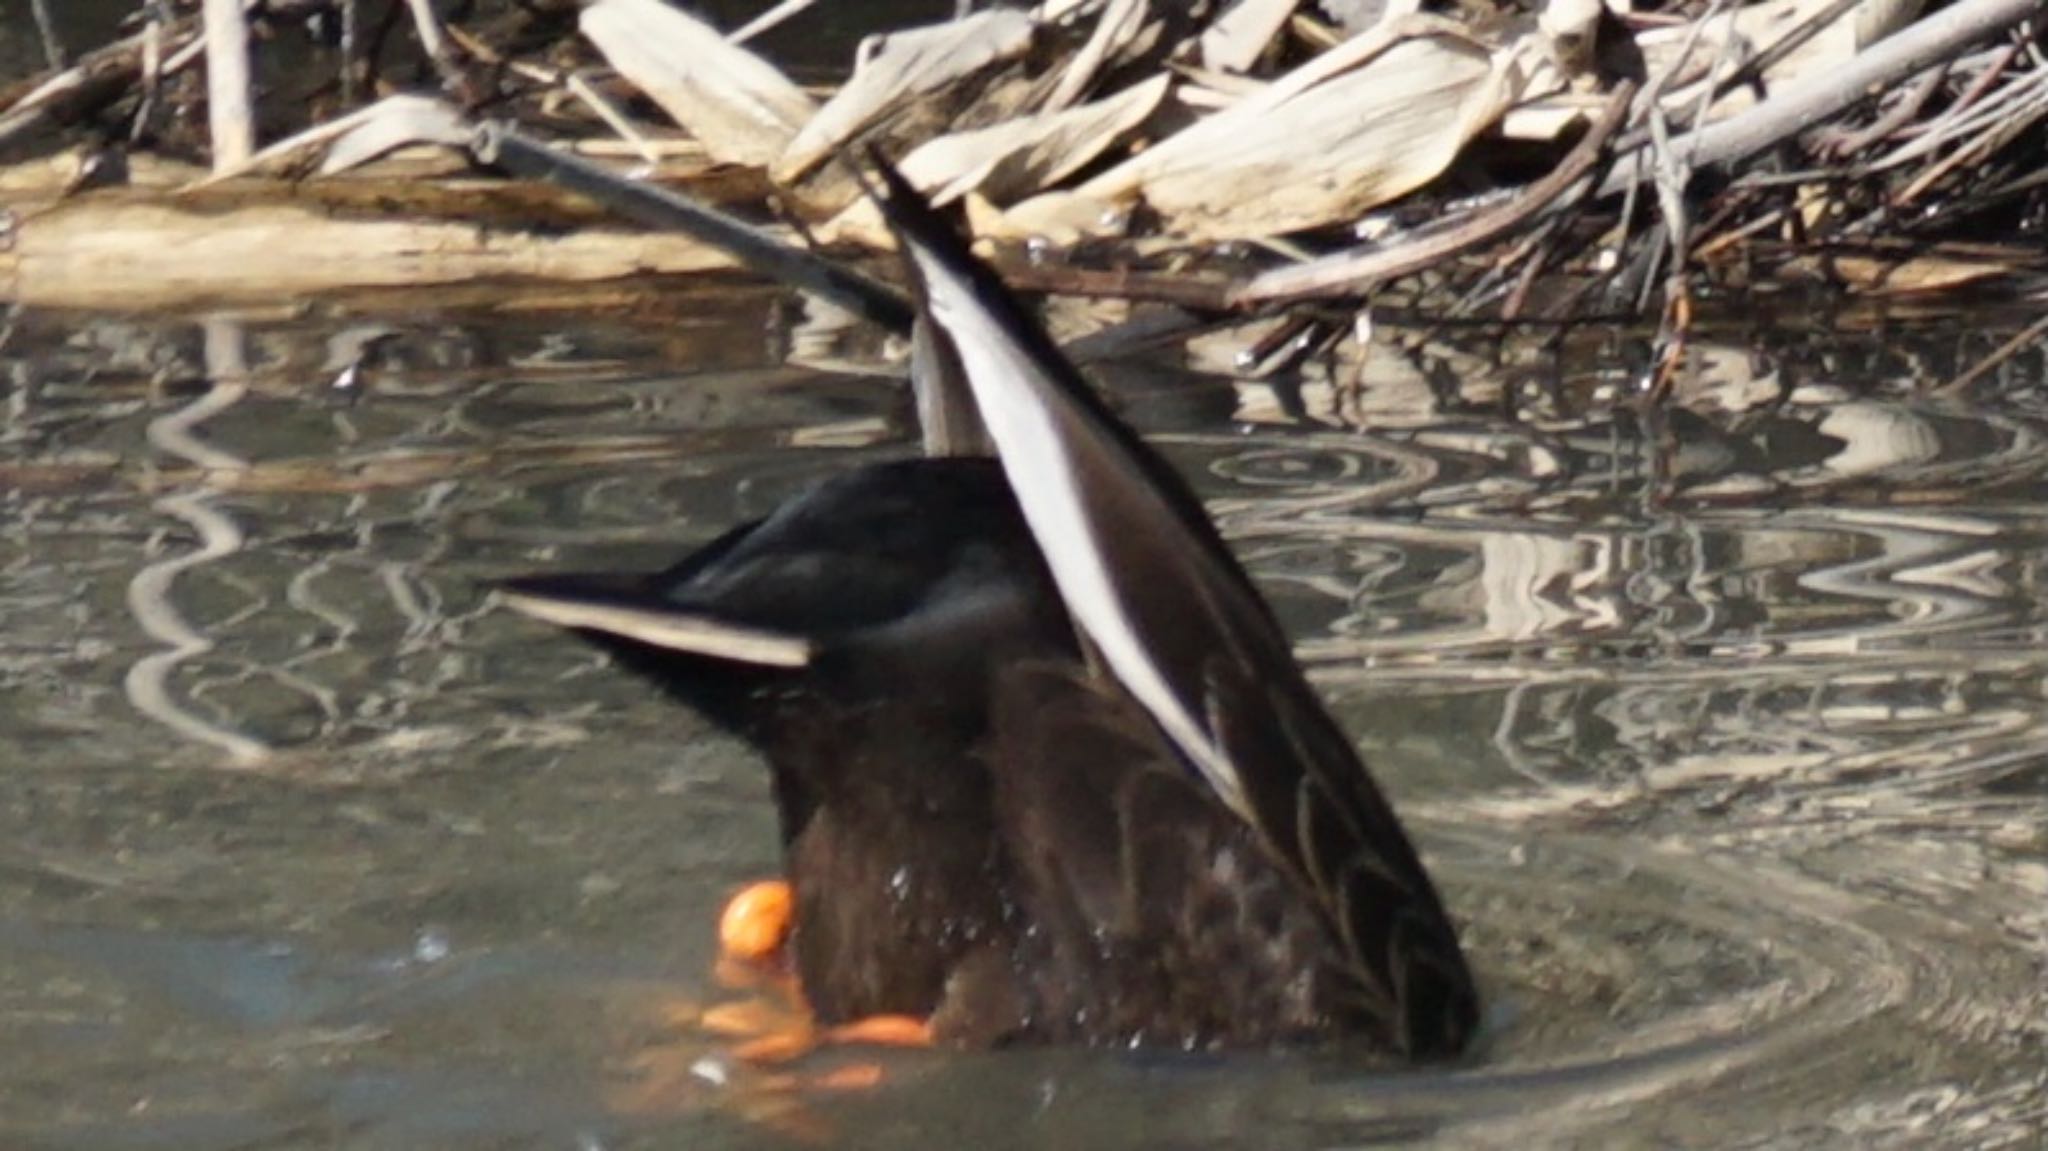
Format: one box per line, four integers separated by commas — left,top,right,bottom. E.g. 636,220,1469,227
341,0,359,105
566,73,665,167
1691,200,1790,259
1933,312,2048,396
1612,0,1727,292
131,14,163,143
1817,62,1946,157
404,0,451,67
1597,0,2040,198
473,120,1218,343
1869,53,2043,174
30,0,66,69
469,121,917,333
203,0,256,168
1231,81,1636,306
1612,0,1861,157
141,21,210,145
1892,93,2037,206
0,16,201,151
404,0,473,96
998,264,1235,311
441,19,668,169
1500,217,1562,319
1235,312,1318,375
1640,49,1702,400
1452,209,1557,318
729,0,822,45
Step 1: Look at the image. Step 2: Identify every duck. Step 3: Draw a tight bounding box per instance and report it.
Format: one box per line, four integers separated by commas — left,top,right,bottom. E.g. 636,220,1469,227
496,163,1480,1060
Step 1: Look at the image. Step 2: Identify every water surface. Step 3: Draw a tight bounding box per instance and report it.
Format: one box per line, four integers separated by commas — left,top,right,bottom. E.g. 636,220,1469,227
1,291,2044,1149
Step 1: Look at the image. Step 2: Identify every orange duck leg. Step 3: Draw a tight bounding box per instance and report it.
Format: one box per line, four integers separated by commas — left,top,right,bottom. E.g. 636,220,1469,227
708,879,934,1063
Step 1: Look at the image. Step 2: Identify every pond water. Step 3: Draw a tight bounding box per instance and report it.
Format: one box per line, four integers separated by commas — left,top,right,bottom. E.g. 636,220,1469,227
1,288,2044,1150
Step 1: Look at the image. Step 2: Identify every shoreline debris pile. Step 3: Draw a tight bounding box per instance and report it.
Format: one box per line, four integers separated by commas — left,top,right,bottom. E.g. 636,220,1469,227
2,0,2041,368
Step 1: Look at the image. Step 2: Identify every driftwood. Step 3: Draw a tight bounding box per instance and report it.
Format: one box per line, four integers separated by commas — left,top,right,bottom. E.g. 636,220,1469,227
0,16,201,151
0,147,753,310
0,0,2042,325
1597,0,2046,197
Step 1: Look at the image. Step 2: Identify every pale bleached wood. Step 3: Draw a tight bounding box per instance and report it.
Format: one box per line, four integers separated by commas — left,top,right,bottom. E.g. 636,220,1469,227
0,196,748,309
581,0,816,167
202,0,255,169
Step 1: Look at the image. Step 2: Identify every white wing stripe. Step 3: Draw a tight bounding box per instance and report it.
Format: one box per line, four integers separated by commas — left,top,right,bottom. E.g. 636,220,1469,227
497,590,814,667
908,243,1249,821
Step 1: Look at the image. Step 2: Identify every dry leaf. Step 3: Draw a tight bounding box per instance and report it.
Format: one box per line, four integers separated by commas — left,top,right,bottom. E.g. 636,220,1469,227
180,95,466,186
982,187,1126,243
1200,0,1299,73
1511,0,1863,136
774,10,1036,184
1788,252,2017,295
914,73,1171,205
1637,0,1860,120
1036,0,1099,20
581,0,815,167
317,96,472,175
817,75,1168,246
1051,21,1521,239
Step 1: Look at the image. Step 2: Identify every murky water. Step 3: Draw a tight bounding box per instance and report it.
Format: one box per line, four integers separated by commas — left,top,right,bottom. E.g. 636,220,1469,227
1,291,2044,1150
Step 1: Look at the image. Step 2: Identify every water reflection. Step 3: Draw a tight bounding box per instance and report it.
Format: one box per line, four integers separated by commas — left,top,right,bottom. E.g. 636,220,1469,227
1,299,2044,1148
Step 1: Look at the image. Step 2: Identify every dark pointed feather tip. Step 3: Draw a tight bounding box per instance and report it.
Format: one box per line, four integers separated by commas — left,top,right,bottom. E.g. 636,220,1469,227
862,151,973,269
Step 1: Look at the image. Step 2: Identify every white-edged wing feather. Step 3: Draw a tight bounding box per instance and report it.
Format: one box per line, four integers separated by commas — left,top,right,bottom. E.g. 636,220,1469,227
496,588,814,667
907,270,1253,817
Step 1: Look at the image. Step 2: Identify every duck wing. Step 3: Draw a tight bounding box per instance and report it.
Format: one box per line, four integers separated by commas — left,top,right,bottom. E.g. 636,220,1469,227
496,459,1060,1034
872,165,1479,1058
989,659,1374,1048
494,457,1058,826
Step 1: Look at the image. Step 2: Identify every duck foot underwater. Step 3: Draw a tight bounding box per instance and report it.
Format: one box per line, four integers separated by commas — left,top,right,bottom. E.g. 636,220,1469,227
497,163,1480,1061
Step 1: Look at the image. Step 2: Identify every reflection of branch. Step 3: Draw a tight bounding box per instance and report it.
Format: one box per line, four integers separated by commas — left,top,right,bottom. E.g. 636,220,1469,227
141,371,249,473
123,323,268,766
125,492,269,766
1494,681,1571,791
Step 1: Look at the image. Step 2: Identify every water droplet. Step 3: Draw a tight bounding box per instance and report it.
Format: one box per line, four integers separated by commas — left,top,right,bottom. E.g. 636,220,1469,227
414,928,450,964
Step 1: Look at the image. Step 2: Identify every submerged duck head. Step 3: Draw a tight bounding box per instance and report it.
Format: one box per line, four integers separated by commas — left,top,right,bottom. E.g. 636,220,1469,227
498,164,1480,1059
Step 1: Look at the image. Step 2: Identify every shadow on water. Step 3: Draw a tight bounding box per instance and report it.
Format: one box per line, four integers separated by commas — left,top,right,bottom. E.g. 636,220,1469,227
0,291,2044,1149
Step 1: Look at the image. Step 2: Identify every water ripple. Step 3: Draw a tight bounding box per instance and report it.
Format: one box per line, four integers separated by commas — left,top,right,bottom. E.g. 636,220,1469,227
1,310,2043,1148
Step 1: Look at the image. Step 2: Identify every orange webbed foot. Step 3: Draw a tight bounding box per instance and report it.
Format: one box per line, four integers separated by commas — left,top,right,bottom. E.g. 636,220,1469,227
726,1012,934,1065
823,1014,933,1048
605,878,932,1126
706,879,933,1065
720,879,793,960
